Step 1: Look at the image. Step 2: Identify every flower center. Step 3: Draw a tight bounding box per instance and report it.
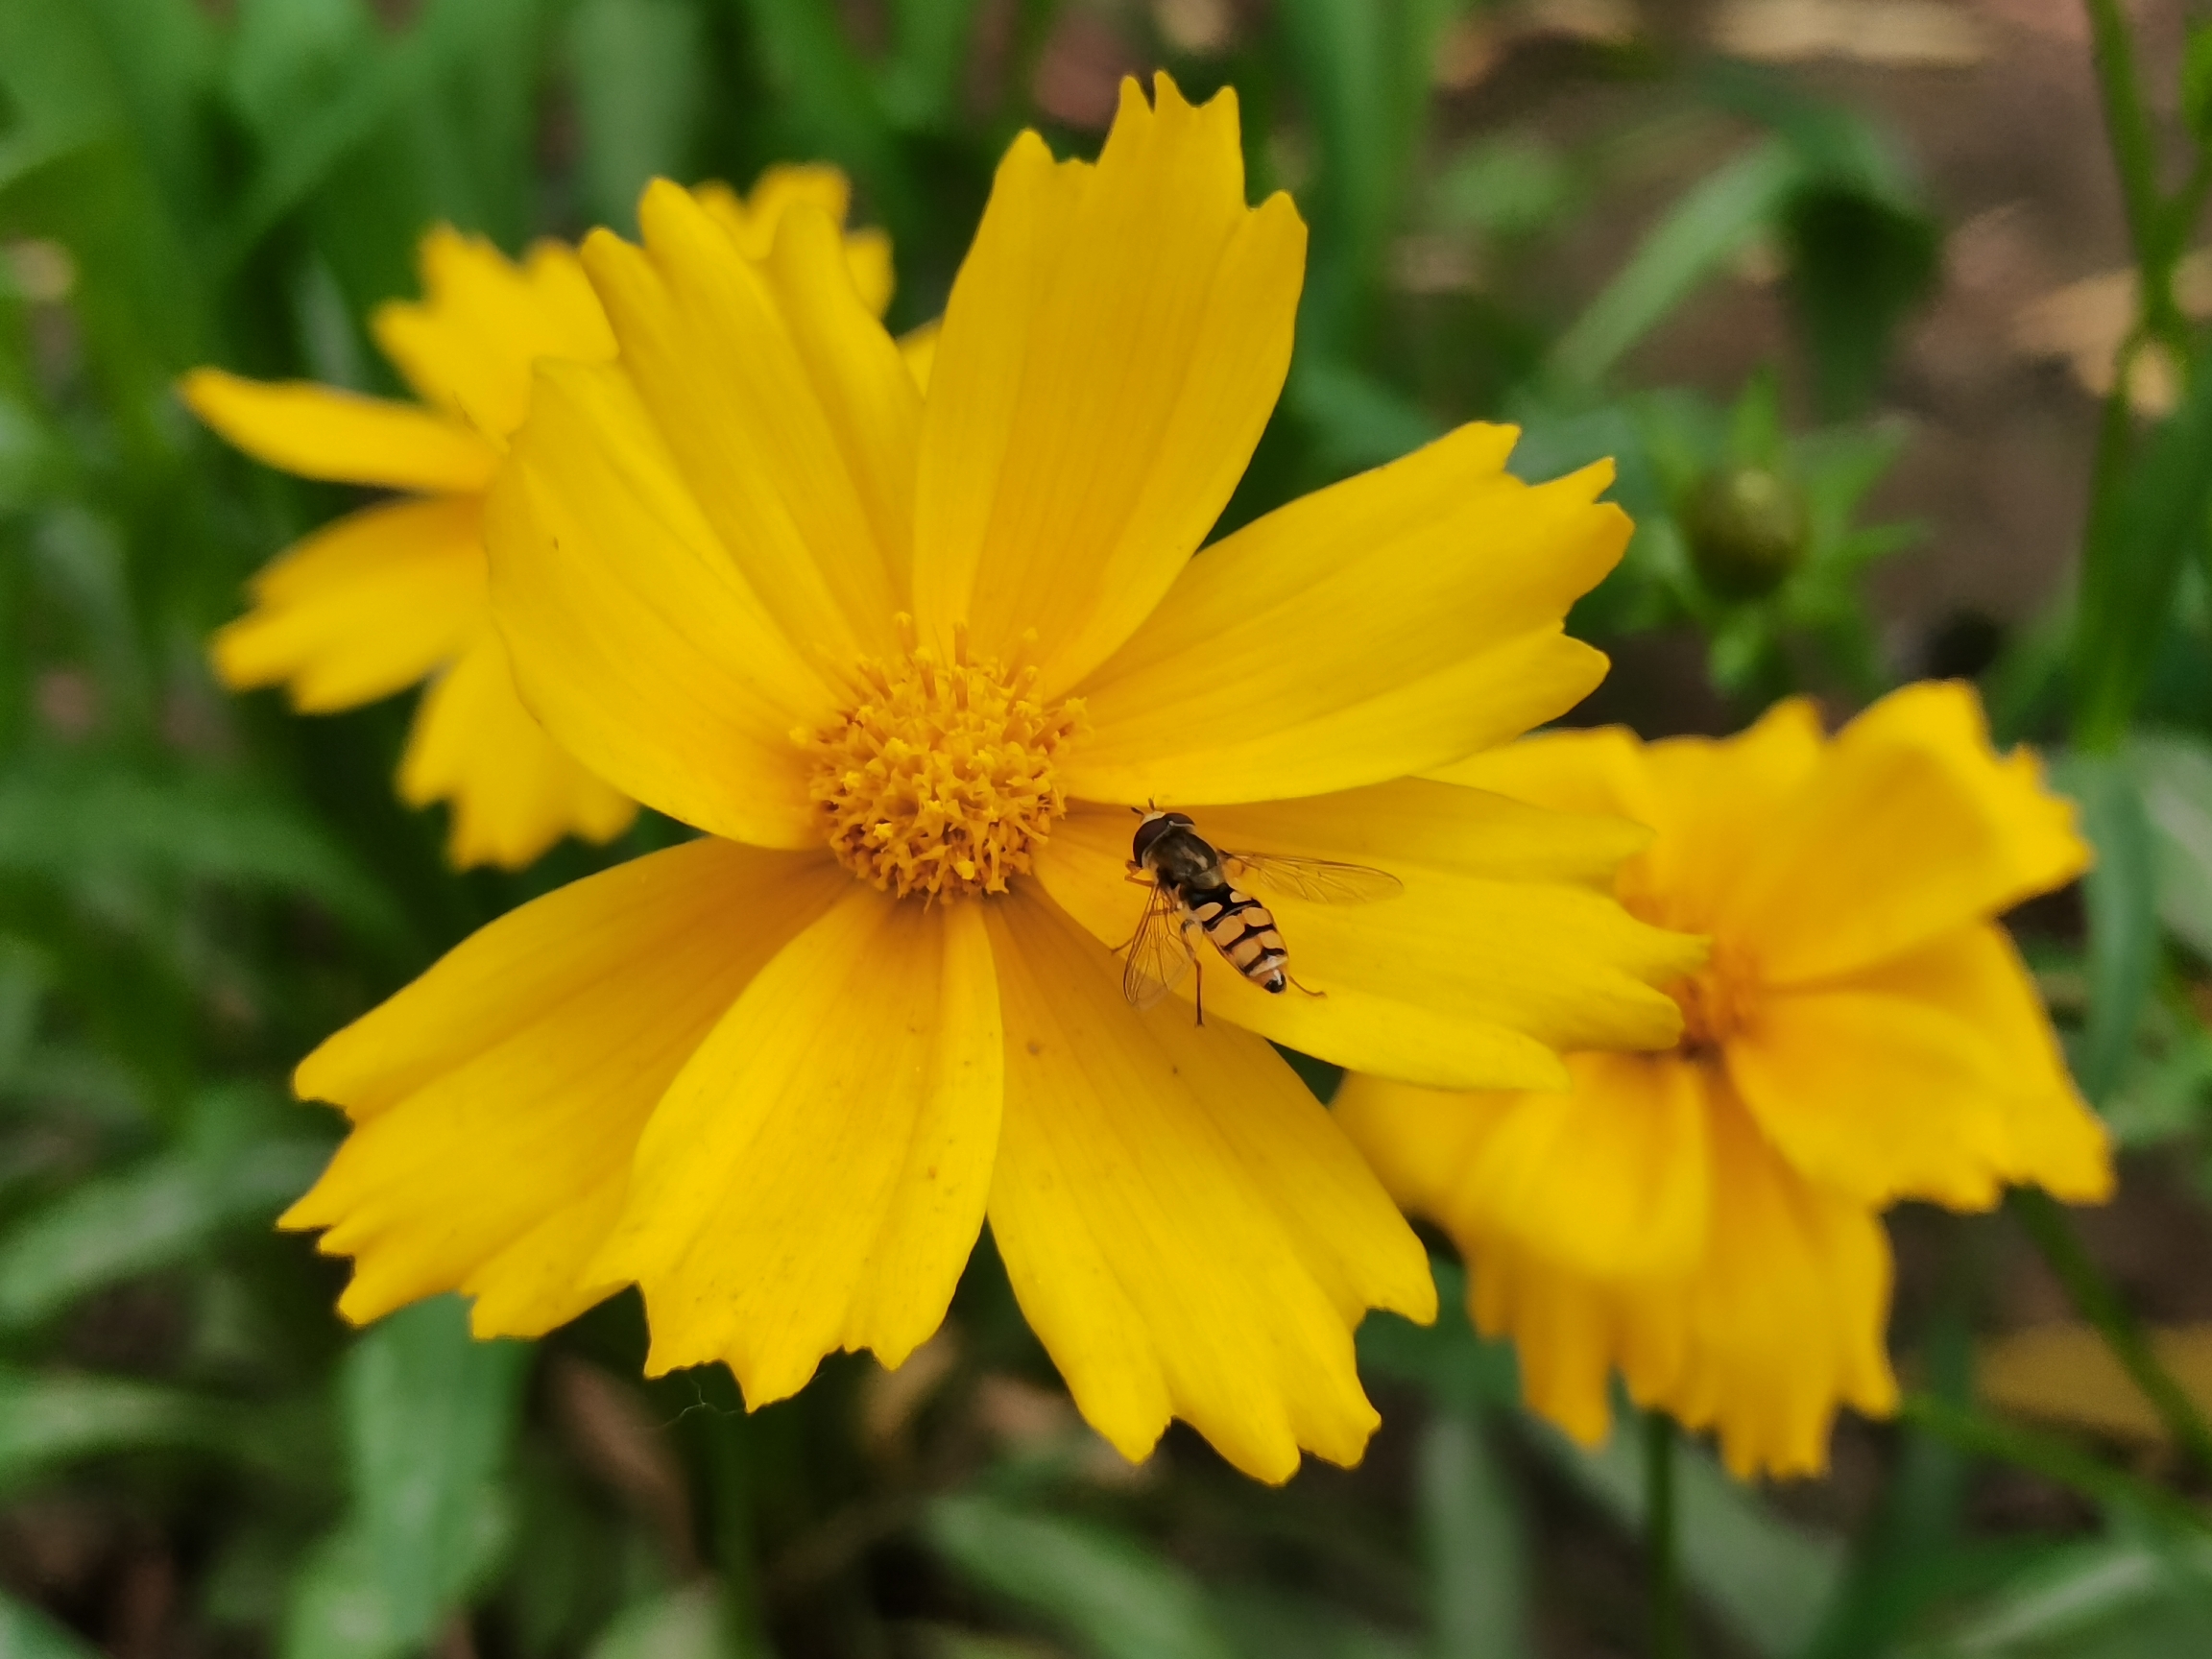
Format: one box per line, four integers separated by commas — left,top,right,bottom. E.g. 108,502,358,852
1667,950,1751,1057
804,634,1085,902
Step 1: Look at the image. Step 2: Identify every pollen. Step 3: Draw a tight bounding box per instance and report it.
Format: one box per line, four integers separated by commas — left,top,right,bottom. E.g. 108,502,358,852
804,629,1086,901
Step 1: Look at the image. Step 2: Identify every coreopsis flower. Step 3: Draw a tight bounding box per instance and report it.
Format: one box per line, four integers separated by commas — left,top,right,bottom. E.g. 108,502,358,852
183,168,892,869
1336,683,2114,1478
281,75,1701,1481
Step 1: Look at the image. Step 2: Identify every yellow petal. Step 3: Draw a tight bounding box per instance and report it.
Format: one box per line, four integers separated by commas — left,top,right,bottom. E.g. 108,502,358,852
842,227,896,319
487,356,834,848
1430,722,1659,820
180,369,497,494
1727,922,2112,1208
1721,682,2087,984
984,888,1432,1481
899,319,940,392
759,204,924,601
1439,701,1827,933
371,228,614,439
694,166,851,258
1639,1092,1899,1479
592,886,1001,1402
1034,789,1697,1092
1633,700,1828,930
1442,1085,1895,1478
695,171,897,319
1455,1053,1712,1280
913,76,1304,695
1331,1070,1507,1220
286,839,847,1335
210,496,486,711
580,182,908,665
1067,430,1626,805
397,628,637,871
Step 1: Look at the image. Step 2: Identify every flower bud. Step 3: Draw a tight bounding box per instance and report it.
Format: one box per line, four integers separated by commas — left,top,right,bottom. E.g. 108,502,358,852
1681,466,1809,601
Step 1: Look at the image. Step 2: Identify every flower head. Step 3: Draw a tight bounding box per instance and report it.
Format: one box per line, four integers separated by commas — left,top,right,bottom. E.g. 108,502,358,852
282,75,1700,1481
1336,682,2114,1477
183,173,893,868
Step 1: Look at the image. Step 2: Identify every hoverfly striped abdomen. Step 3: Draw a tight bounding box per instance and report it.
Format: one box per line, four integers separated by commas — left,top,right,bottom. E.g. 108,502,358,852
1185,886,1290,994
1120,806,1401,1023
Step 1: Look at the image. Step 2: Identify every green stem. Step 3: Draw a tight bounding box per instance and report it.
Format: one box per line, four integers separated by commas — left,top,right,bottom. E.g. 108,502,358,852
1903,1393,2212,1538
1644,1410,1685,1659
2010,1189,2212,1479
2083,0,2164,270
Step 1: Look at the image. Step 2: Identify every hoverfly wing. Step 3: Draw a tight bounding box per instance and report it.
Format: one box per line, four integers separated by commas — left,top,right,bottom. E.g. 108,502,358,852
1220,852,1404,904
1121,882,1195,1010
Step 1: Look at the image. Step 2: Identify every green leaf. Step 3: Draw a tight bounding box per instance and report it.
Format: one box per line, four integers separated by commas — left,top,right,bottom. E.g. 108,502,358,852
566,0,707,231
1548,141,1802,388
282,1504,512,1659
1778,183,1939,419
1274,0,1461,353
588,1583,745,1659
0,1368,230,1492
2073,333,2212,750
1418,1411,1527,1659
1207,1588,1421,1659
341,1296,529,1650
0,760,400,941
1533,1417,1844,1657
2054,752,2160,1101
2126,731,2212,961
0,1590,101,1659
876,0,984,133
2183,22,2212,144
1903,1530,2212,1658
1428,132,1574,242
0,1089,328,1332
1284,356,1447,475
925,1494,1240,1659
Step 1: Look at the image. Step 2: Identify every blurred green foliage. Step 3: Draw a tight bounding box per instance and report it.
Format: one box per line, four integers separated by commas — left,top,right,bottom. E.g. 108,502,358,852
5,0,2212,1655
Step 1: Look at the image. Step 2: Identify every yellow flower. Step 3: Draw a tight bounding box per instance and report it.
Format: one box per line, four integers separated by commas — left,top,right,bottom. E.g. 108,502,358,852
1336,682,2115,1478
280,76,1701,1482
183,167,893,869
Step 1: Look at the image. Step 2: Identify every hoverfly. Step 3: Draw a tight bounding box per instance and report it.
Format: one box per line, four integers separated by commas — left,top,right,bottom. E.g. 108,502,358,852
1121,807,1403,1023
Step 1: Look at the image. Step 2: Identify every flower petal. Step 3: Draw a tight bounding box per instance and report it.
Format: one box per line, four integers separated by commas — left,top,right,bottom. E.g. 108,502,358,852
1438,701,1827,933
899,320,940,391
759,205,924,602
1067,431,1625,805
397,628,637,871
580,181,910,664
983,888,1432,1481
913,76,1303,695
286,839,846,1335
488,356,836,848
1437,1087,1895,1477
1034,788,1697,1092
1634,1093,1898,1479
211,496,487,711
1331,1070,1506,1220
1455,1054,1712,1280
1721,683,2087,984
591,887,1002,1403
180,369,497,494
693,167,896,317
371,229,614,439
1726,922,2113,1208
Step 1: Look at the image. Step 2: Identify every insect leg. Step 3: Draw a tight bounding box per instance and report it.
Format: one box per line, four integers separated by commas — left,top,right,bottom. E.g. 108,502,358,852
1178,912,1209,1026
1285,972,1327,1000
